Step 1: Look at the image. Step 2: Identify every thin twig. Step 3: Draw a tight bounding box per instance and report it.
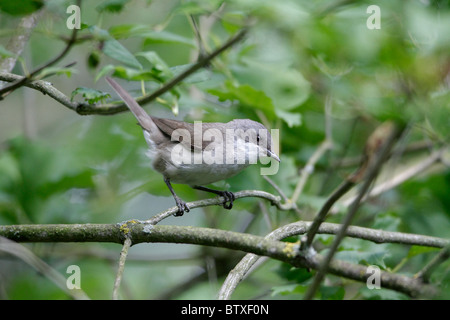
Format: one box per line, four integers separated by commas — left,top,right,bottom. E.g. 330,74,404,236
340,146,447,207
303,124,404,300
302,179,355,249
262,175,289,203
143,189,287,225
76,28,248,115
0,71,85,111
112,237,132,300
291,140,333,204
415,243,450,283
0,0,81,99
0,236,90,300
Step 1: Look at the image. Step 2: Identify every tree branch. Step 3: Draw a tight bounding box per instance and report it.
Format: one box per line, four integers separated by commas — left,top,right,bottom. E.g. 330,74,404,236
217,221,448,299
0,0,81,99
142,189,289,225
414,243,450,283
0,71,87,111
75,28,248,115
303,123,405,299
0,28,247,115
113,237,132,300
0,222,441,298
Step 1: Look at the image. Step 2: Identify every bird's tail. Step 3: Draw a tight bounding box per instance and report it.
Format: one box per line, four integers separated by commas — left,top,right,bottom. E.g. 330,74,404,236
105,77,161,136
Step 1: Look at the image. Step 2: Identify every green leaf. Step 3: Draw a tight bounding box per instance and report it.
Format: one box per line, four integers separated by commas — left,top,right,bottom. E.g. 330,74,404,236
96,0,130,13
335,249,389,269
71,87,111,104
407,245,439,259
170,64,212,83
89,26,142,70
0,0,43,16
271,284,306,297
87,50,101,69
0,45,16,58
276,263,312,283
96,64,163,82
109,25,195,47
142,30,195,47
275,109,302,127
103,38,142,69
232,59,311,111
359,287,409,300
320,286,345,300
372,212,401,231
135,51,173,81
109,24,154,38
208,80,276,116
35,67,76,79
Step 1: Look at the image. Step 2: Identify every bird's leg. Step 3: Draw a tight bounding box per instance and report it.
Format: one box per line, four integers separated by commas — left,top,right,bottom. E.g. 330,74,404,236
164,177,189,216
193,186,235,210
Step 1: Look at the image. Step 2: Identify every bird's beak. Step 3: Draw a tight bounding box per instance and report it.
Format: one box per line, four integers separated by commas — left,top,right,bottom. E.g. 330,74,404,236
267,150,281,162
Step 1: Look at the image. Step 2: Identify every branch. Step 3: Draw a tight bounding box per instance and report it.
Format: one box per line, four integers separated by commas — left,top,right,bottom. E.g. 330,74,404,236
414,243,450,283
290,139,333,204
0,71,87,111
302,122,404,249
0,223,441,298
340,146,448,207
142,189,289,225
303,122,405,299
217,221,449,299
0,236,89,300
0,28,247,115
113,237,132,300
0,0,81,99
75,28,248,115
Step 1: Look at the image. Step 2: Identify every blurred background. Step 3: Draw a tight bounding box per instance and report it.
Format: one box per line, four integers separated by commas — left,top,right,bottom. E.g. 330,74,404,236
0,0,449,299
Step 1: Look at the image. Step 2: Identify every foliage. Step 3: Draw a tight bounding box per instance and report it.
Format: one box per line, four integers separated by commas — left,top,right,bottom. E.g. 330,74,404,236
0,0,449,300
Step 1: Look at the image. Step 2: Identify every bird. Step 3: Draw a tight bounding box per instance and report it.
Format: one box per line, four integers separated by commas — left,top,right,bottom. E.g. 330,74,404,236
106,77,280,216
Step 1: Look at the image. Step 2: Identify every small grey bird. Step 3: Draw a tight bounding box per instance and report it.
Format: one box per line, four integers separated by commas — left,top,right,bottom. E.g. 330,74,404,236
106,77,280,216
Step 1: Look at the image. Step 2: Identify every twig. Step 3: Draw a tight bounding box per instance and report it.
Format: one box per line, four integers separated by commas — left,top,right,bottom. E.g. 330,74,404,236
76,28,248,115
302,179,355,248
143,189,288,225
262,175,289,203
0,71,87,111
218,220,448,299
0,236,90,300
415,243,450,283
112,237,132,300
0,0,81,99
340,146,447,207
291,140,333,204
303,123,404,300
0,28,247,114
331,140,435,169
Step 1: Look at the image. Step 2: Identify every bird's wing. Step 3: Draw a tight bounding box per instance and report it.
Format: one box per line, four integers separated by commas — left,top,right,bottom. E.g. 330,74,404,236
152,117,224,151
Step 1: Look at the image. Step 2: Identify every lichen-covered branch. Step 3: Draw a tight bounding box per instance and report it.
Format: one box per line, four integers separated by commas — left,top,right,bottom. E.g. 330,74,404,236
0,222,441,298
217,221,449,299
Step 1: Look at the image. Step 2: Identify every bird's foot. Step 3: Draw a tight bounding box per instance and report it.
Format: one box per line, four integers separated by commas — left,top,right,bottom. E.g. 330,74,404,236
174,197,190,216
220,191,235,210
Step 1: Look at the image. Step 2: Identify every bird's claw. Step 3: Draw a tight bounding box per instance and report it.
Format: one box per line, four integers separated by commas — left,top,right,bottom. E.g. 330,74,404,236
221,191,235,210
174,197,190,216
